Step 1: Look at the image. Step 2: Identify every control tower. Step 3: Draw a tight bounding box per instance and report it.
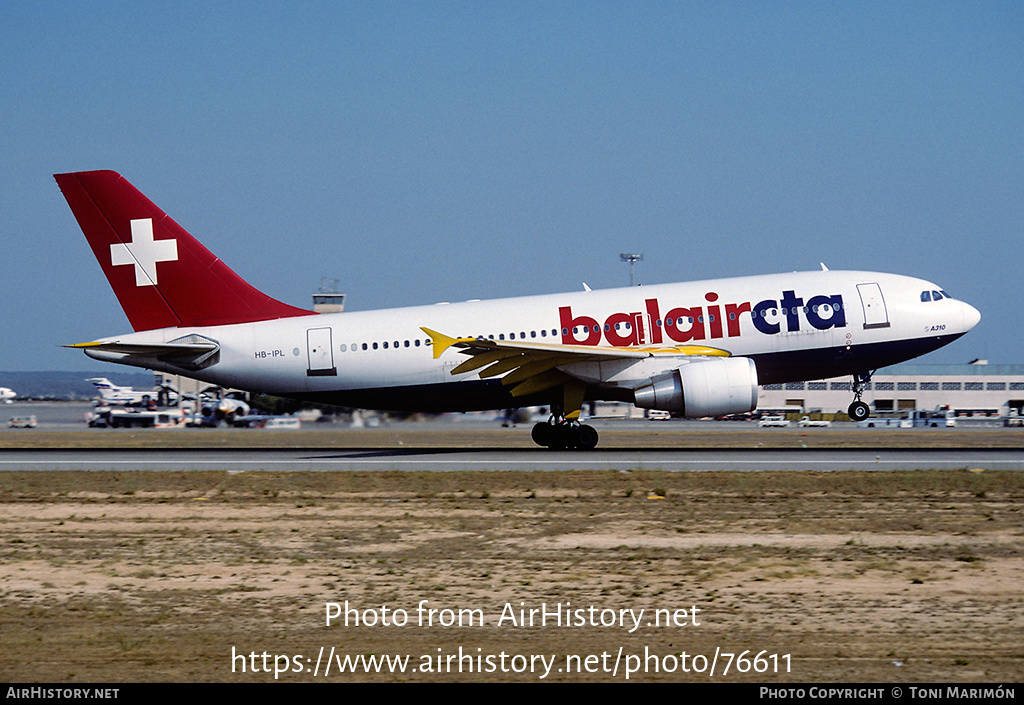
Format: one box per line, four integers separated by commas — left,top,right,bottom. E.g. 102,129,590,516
313,279,346,314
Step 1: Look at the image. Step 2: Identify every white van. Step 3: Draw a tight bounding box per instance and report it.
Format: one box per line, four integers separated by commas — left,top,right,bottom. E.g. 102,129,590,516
9,415,37,428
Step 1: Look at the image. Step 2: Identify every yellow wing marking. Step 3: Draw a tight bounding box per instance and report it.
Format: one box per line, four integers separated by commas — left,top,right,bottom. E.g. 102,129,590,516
420,326,731,418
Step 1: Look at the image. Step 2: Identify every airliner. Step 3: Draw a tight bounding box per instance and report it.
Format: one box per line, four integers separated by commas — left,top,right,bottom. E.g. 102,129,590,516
0,387,15,404
54,170,981,449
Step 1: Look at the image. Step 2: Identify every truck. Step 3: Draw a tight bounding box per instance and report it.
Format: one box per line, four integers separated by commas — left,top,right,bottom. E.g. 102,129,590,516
798,416,831,427
758,415,791,427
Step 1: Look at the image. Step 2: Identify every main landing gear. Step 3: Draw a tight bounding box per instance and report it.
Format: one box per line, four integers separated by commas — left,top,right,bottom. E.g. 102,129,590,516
531,414,599,451
847,372,873,422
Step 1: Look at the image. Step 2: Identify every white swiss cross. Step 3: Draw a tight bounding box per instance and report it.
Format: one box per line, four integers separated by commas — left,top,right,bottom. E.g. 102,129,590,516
109,218,178,287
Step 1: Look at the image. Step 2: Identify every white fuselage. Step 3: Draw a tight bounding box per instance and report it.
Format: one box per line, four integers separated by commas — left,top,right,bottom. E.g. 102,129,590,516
82,269,980,412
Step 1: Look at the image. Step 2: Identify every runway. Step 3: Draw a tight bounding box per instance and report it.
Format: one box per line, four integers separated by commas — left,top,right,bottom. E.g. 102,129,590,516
2,446,1022,471
3,404,1022,471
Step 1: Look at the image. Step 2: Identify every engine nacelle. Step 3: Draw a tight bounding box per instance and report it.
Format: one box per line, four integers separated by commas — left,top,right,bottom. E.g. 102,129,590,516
633,357,759,417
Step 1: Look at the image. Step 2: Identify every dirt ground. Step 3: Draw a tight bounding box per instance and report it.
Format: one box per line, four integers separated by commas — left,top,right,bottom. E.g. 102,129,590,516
1,460,1022,683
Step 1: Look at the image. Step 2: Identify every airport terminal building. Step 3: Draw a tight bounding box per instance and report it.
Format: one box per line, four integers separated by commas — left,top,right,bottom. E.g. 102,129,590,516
757,362,1024,417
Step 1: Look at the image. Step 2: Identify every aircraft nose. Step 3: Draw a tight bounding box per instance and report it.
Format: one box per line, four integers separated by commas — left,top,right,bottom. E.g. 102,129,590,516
961,301,981,332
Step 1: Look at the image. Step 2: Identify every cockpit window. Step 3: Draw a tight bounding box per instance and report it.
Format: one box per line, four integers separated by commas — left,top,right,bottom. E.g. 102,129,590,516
921,290,952,302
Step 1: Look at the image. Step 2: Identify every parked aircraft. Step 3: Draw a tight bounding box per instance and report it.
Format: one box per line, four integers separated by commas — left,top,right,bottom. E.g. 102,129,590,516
55,170,981,449
88,377,161,406
0,388,15,403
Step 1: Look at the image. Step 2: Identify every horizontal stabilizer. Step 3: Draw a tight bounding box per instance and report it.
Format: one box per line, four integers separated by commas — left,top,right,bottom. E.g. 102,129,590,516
65,335,221,370
65,340,218,356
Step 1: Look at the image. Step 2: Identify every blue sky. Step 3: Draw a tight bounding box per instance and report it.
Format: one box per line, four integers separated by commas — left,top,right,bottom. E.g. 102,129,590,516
1,1,1021,372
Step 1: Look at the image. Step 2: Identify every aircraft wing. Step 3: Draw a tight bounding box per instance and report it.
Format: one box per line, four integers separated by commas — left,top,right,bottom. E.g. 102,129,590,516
421,326,730,401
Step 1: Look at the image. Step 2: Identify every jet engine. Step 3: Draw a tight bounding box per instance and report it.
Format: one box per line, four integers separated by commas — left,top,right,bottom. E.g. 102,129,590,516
633,357,758,417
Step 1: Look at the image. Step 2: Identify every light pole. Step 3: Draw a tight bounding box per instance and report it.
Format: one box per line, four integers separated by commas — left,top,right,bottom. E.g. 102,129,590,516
620,253,643,286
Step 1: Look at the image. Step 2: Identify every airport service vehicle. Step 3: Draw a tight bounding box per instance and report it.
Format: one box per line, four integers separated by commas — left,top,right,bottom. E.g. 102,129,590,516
260,416,302,430
9,415,36,428
857,417,910,428
798,416,831,427
910,409,957,428
54,170,981,449
88,406,186,428
758,415,791,428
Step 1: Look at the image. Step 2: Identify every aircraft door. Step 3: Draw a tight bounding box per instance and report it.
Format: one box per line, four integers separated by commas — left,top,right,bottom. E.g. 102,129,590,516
307,327,337,376
636,313,652,345
857,283,890,329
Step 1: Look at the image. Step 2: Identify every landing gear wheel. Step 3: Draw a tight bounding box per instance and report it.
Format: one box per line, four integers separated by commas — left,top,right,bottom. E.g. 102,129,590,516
546,424,571,450
848,401,870,422
572,424,599,451
531,422,553,447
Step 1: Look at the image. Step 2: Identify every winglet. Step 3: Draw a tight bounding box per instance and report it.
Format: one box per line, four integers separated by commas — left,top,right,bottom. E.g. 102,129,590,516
420,327,475,360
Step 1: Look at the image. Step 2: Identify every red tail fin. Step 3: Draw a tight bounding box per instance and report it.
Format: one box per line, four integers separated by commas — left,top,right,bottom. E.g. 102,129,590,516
55,170,315,331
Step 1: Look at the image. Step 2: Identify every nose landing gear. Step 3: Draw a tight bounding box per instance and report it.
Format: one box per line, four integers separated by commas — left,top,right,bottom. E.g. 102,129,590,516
847,372,873,421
